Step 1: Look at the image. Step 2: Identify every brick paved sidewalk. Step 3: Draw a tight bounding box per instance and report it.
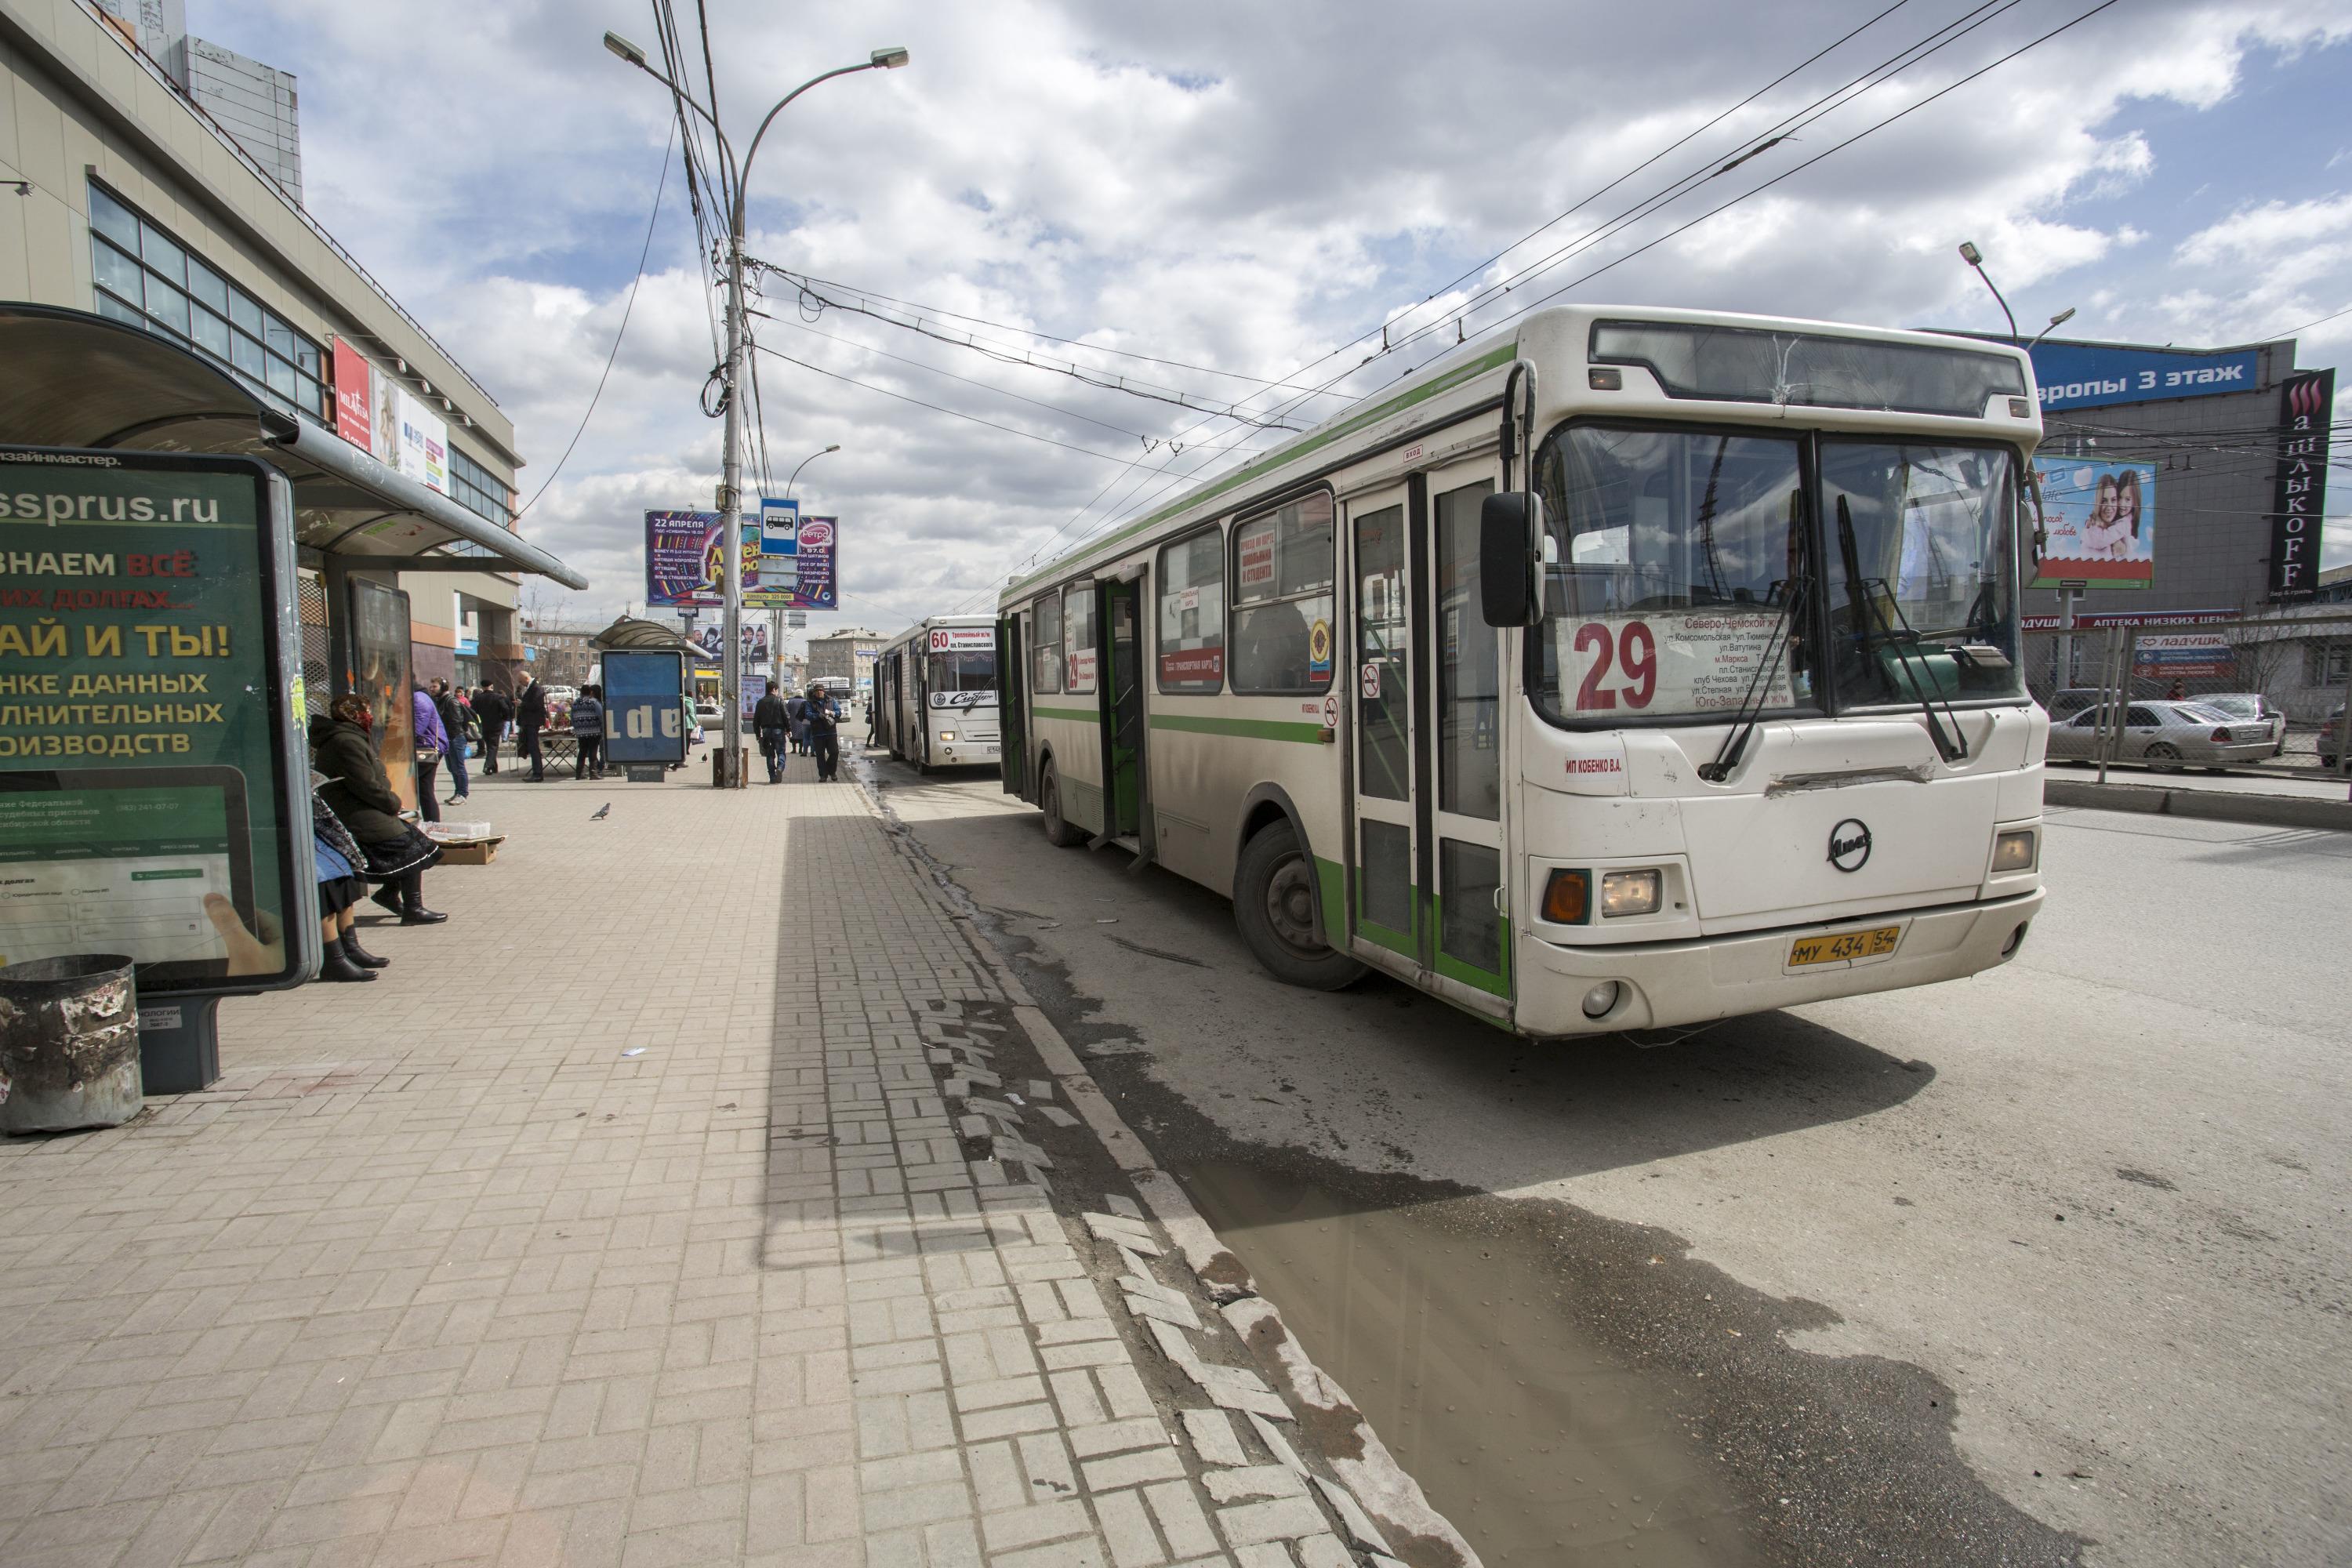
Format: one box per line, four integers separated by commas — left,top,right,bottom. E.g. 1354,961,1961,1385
0,748,1450,1568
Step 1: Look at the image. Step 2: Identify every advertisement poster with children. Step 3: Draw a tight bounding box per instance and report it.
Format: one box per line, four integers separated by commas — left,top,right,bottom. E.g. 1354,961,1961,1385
2031,459,2156,590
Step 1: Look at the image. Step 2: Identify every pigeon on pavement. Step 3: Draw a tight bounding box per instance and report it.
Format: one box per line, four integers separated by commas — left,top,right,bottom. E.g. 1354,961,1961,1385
590,803,611,821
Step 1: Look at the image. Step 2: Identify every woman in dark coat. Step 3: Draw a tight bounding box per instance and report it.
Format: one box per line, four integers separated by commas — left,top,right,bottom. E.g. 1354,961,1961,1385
310,694,448,924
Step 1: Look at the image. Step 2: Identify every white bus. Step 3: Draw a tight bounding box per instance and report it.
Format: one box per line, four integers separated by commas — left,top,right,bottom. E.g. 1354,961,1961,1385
876,615,1003,771
995,305,2049,1035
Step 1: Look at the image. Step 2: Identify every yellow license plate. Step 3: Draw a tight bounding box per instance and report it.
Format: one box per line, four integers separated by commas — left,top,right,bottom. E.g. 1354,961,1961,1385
1788,925,1901,967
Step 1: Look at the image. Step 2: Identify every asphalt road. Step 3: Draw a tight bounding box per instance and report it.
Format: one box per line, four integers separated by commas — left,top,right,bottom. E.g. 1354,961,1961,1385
865,742,2350,1568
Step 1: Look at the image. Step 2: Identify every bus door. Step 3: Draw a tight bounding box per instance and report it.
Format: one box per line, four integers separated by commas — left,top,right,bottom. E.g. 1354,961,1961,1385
1346,470,1512,1013
913,641,933,768
1094,576,1146,844
996,617,1025,797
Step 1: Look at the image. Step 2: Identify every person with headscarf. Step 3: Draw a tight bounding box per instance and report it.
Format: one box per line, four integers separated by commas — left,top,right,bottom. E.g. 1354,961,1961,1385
310,693,448,925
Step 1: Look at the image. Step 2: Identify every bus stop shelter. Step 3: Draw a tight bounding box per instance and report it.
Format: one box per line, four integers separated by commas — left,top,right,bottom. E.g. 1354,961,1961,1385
0,303,587,710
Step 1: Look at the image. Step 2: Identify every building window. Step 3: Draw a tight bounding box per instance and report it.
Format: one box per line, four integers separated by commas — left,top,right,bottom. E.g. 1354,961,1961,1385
1229,492,1334,695
448,445,514,529
87,182,329,426
2307,642,2351,686
1032,590,1063,695
1157,526,1226,693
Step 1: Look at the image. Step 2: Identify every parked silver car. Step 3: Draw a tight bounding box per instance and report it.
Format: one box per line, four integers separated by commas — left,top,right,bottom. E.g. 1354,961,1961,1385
2192,693,2285,754
2045,701,2277,770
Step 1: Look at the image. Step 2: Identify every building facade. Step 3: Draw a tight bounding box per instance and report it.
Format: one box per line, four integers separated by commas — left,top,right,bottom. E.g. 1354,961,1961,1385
1947,332,2347,719
3,0,545,705
808,628,885,688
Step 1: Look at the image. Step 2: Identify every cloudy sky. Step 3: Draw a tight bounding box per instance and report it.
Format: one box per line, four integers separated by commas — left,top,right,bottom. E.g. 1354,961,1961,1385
206,0,2352,641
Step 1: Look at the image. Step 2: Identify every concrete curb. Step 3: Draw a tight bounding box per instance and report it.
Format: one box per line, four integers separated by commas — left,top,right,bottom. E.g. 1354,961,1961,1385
857,754,1479,1568
2046,778,2352,831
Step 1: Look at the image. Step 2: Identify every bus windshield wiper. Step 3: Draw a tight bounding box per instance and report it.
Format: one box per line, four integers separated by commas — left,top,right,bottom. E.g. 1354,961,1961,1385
1835,494,1967,764
1699,572,1806,783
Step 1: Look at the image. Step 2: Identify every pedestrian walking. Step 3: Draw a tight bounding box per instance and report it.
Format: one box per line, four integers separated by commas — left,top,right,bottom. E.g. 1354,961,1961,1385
787,689,810,756
805,684,842,782
433,678,470,803
516,673,548,782
753,679,790,783
411,684,446,824
571,683,606,779
310,695,447,924
474,683,510,774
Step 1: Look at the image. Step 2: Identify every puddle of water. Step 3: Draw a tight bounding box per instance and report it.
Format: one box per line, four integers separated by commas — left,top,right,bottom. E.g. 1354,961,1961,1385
1180,1161,1754,1567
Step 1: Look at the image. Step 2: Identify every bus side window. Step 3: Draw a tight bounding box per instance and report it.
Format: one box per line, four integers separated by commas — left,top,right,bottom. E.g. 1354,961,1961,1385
1033,593,1062,695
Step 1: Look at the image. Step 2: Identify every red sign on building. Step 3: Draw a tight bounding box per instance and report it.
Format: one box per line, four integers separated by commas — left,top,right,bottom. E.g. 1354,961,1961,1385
332,338,373,453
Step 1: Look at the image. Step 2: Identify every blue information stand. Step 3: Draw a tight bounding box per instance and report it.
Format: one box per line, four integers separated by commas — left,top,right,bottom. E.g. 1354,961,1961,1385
602,650,687,779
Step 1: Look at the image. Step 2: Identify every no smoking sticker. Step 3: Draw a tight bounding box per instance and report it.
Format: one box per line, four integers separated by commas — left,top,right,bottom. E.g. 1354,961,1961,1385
1322,693,1340,729
1359,662,1381,700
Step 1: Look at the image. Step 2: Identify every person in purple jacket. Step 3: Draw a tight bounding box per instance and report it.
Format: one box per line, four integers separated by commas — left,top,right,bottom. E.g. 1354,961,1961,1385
411,684,447,825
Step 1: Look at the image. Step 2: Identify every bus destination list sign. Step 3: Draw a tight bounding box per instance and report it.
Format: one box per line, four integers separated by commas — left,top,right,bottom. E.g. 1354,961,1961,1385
0,448,311,995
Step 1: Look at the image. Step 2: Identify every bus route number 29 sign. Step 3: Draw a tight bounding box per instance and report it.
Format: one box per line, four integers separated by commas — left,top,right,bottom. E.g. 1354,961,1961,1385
1554,612,1794,713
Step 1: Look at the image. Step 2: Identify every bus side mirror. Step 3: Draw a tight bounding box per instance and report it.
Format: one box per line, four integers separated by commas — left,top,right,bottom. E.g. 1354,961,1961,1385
1480,491,1545,628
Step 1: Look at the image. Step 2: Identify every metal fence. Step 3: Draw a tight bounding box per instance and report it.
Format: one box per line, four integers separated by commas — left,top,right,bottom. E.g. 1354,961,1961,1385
2023,615,2352,781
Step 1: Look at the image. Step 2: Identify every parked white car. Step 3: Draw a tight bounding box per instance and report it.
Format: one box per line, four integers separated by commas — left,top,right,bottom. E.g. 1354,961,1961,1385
2045,701,2276,771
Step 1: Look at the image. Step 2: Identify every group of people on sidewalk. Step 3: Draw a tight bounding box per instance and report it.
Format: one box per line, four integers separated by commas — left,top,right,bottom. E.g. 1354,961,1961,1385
752,680,843,783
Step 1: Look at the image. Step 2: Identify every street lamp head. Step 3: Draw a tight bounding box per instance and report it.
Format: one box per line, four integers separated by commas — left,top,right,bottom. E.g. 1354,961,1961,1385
603,31,648,68
870,46,911,69
823,443,842,453
2047,307,2077,330
1957,240,1984,267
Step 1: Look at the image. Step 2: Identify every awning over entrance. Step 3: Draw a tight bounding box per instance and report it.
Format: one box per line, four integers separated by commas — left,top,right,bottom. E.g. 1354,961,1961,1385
0,303,586,589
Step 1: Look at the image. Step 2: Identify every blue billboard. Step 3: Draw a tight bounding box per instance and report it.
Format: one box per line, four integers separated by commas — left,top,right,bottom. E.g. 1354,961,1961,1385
2027,342,2260,412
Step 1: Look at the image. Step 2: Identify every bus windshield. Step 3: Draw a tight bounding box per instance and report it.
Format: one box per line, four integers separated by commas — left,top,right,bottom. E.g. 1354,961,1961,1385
1530,424,2024,725
929,649,996,706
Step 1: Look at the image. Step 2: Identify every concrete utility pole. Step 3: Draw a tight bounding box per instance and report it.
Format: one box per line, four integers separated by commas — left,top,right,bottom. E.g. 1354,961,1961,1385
604,32,907,782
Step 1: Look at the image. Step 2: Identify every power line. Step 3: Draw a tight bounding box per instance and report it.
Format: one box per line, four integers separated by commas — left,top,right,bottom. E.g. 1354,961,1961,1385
516,119,676,523
760,266,1306,430
748,308,1160,443
749,345,1205,477
762,268,1348,396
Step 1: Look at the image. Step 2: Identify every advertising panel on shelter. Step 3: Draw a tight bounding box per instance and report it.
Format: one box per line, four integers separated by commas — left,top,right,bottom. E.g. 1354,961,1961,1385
644,510,757,609
601,650,687,768
0,447,314,995
2026,342,2261,413
2030,458,2156,590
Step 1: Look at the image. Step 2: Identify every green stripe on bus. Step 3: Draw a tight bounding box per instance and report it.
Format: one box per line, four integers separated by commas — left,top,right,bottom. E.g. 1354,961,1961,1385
1031,706,1098,723
1147,713,1327,745
1007,340,1520,594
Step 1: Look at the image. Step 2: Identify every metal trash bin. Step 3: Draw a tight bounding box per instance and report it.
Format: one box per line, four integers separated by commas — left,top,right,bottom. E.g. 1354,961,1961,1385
0,954,142,1133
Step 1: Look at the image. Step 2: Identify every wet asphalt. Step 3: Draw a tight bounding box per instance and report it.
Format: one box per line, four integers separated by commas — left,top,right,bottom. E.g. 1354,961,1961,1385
862,739,2351,1568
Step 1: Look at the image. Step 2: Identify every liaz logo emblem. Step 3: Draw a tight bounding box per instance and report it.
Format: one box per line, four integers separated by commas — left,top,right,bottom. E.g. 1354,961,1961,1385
1828,818,1872,873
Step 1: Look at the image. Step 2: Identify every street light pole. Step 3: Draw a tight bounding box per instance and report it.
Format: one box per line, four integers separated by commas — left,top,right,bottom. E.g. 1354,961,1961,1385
1957,241,2018,341
604,34,907,784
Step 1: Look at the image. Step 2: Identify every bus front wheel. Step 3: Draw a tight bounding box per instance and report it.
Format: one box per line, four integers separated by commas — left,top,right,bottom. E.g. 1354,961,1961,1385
1040,762,1085,847
1236,822,1365,992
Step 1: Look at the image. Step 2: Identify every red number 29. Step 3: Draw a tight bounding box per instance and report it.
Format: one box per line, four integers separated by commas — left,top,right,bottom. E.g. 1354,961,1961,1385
1573,621,1655,711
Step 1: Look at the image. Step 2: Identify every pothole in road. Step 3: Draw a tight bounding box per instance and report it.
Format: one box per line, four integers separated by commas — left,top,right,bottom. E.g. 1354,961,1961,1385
1179,1159,1750,1565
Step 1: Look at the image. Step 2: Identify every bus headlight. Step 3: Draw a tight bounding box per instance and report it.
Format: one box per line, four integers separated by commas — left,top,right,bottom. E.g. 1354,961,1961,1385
1600,869,1661,918
939,731,956,742
1582,982,1621,1019
1991,829,2037,873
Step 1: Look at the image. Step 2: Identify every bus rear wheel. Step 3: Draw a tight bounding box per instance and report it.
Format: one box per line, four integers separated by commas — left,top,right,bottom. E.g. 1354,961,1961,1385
1235,822,1364,992
1040,762,1084,847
